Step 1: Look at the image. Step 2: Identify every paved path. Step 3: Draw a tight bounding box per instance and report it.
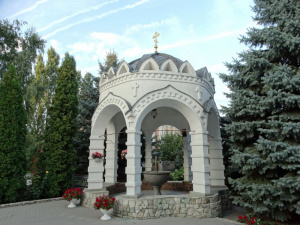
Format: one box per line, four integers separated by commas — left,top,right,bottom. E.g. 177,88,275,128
0,200,241,225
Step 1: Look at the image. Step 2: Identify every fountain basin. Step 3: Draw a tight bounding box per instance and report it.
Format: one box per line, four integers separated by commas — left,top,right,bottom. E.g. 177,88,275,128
143,171,170,195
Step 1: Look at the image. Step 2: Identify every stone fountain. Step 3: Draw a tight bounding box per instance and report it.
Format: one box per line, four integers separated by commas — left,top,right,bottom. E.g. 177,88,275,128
142,153,170,195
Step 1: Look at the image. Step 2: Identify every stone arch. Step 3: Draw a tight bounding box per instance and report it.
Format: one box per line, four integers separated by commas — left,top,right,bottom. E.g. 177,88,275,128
105,112,127,184
130,85,204,132
179,61,196,76
203,98,219,120
139,57,160,71
129,85,211,194
92,92,131,130
141,107,191,174
160,59,178,72
89,93,129,190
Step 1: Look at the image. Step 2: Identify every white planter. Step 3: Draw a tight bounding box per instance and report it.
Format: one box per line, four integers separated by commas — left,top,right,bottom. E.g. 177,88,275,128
67,198,81,208
94,157,103,162
100,208,113,220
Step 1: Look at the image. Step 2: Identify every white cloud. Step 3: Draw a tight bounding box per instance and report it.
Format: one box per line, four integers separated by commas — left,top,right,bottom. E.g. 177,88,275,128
122,46,152,58
124,17,178,35
81,66,99,75
8,0,49,18
43,0,151,39
38,0,118,32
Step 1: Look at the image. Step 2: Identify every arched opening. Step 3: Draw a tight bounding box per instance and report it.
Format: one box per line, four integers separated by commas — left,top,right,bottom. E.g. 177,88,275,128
117,127,127,182
116,127,146,182
151,125,183,173
89,103,128,189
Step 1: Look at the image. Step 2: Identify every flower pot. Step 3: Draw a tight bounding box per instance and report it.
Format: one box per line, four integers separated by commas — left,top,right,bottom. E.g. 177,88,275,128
68,198,81,208
100,208,113,220
94,157,102,162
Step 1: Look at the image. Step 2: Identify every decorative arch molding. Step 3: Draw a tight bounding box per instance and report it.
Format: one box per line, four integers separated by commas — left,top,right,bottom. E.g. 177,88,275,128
180,61,196,76
160,59,178,72
130,85,205,129
107,67,116,79
116,61,130,76
92,92,131,127
139,57,160,71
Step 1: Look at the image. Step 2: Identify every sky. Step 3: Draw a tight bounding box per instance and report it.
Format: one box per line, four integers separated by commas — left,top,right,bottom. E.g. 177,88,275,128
0,0,256,109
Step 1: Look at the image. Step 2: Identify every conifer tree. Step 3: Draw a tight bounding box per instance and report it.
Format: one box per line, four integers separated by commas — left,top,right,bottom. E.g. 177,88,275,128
44,53,78,197
0,64,27,203
74,72,99,174
220,0,300,221
44,46,60,118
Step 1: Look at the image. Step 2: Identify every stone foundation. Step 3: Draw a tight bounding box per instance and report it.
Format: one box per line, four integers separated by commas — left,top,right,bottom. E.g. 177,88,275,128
142,181,193,191
82,183,231,219
82,189,109,209
113,194,221,219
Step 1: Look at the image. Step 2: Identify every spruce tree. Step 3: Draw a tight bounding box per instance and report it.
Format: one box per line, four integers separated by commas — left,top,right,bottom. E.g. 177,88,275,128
44,53,78,197
220,0,300,221
0,64,27,203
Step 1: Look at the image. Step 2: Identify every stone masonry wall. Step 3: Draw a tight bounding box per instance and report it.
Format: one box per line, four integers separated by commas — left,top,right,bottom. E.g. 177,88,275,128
113,194,221,219
141,181,193,191
82,189,109,209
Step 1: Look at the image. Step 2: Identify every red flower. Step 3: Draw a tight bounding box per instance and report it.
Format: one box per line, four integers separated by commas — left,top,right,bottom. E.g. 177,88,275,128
244,215,247,220
238,216,243,220
250,220,255,224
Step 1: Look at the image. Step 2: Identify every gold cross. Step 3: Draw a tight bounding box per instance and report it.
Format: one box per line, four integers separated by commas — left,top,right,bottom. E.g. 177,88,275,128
153,32,160,53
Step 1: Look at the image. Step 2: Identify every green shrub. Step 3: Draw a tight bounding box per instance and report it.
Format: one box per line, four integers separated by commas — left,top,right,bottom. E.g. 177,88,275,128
170,167,184,181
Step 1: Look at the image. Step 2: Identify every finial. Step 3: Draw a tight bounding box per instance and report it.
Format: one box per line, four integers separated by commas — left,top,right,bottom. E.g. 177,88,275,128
153,32,160,53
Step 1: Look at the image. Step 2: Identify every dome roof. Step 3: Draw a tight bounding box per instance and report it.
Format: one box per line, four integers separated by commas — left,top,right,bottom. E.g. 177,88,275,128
128,53,184,71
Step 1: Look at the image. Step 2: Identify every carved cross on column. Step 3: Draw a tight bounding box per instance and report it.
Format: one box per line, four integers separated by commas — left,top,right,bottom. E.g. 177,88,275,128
195,86,201,101
132,82,139,97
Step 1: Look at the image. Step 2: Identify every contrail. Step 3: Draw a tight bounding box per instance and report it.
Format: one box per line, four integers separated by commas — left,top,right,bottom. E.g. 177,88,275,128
38,0,119,32
9,0,49,19
43,0,150,39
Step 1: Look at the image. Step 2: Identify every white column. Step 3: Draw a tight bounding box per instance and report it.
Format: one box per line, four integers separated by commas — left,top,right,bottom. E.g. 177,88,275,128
183,135,192,181
125,129,142,196
190,131,211,194
144,132,152,171
88,136,105,189
105,128,118,183
209,137,225,186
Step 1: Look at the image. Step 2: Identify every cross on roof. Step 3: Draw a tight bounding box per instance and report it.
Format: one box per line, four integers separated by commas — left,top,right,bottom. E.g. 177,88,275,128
153,32,160,53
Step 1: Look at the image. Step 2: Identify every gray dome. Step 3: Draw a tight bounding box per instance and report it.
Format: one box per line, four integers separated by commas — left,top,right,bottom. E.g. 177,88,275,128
129,53,184,71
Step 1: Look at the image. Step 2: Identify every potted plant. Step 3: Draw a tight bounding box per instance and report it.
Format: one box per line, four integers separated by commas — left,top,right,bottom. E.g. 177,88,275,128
92,151,104,162
94,195,116,220
62,187,83,208
121,149,127,159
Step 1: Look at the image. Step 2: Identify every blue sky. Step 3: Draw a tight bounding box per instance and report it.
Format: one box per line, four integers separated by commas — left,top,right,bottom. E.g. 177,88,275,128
0,0,255,108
